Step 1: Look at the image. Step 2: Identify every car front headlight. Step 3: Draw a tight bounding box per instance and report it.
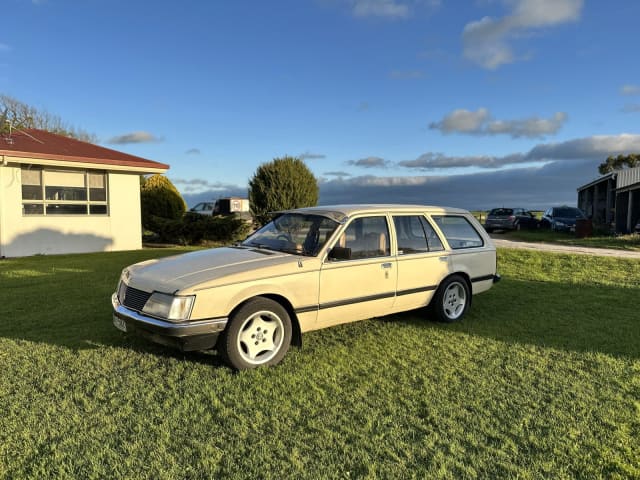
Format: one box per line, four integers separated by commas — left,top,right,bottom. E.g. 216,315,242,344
142,292,195,321
555,221,566,227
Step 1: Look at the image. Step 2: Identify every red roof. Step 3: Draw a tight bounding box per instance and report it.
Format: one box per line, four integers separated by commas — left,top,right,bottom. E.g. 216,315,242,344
0,128,169,171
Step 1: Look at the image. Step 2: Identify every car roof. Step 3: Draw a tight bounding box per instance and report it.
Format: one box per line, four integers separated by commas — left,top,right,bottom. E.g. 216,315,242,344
278,204,468,222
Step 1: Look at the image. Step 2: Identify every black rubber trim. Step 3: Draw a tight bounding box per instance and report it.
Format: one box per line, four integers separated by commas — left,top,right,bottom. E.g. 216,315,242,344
396,285,437,296
295,287,438,315
295,291,396,314
471,274,495,283
320,292,396,310
295,305,319,314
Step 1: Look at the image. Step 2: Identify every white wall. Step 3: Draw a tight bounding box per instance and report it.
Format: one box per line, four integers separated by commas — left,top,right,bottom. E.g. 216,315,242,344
0,164,143,257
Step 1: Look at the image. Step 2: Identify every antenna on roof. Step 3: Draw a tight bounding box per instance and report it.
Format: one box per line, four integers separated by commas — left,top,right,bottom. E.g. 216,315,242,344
2,120,14,145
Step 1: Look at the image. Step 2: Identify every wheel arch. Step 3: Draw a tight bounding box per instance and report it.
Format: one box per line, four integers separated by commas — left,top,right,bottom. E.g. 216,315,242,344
442,271,473,306
228,293,302,348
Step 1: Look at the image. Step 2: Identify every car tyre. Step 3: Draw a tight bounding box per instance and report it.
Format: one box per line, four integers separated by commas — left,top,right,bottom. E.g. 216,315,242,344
515,222,521,231
432,275,470,323
219,297,292,370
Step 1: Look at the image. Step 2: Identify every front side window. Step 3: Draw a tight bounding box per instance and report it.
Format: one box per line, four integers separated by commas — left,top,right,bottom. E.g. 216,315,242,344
336,216,390,260
432,215,484,249
21,167,109,216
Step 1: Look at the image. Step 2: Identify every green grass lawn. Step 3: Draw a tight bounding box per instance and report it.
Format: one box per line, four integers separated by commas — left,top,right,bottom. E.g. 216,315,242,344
496,229,640,251
0,248,639,479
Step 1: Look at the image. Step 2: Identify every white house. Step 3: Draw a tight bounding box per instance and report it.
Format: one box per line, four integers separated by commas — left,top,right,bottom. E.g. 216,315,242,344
0,128,169,257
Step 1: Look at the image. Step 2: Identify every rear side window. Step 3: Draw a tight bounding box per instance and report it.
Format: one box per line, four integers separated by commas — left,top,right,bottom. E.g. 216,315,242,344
432,216,484,249
393,216,445,254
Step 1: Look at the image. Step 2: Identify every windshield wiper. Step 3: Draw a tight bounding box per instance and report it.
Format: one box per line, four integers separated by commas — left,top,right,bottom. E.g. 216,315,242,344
278,246,314,257
245,241,276,251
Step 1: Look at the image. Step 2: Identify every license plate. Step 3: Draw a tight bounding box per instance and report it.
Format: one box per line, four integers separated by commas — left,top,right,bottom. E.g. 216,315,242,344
113,315,127,332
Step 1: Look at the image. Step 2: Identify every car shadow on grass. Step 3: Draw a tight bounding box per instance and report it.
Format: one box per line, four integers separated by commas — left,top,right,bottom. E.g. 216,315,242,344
387,278,640,361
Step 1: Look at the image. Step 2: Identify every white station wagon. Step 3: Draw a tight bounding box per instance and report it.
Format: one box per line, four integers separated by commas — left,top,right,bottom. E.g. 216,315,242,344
112,204,500,369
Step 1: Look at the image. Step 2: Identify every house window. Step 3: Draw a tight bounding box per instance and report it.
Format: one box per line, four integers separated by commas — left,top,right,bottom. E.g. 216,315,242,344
21,167,109,216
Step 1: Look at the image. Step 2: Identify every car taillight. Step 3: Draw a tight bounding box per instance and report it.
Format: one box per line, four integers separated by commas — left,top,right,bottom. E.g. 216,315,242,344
508,215,515,220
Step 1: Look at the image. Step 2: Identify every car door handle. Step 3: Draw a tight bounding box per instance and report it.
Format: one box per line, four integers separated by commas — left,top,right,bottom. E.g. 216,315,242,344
439,256,449,262
381,262,393,269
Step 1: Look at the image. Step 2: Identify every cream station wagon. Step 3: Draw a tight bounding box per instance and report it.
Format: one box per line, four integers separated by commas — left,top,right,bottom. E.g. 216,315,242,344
112,205,500,369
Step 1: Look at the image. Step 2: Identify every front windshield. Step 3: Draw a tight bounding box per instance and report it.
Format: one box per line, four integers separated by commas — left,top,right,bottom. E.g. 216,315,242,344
242,213,340,256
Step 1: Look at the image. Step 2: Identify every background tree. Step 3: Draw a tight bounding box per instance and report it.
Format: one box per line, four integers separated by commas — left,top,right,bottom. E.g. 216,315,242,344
0,94,96,142
249,156,319,225
140,174,187,228
598,153,640,175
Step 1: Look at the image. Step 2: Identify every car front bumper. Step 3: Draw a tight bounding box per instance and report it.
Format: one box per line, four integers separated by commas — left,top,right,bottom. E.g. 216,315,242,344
111,293,228,351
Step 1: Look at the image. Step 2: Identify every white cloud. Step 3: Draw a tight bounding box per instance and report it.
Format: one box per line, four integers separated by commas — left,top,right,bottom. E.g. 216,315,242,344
107,131,162,144
398,134,640,171
173,178,244,195
319,160,599,210
462,0,583,69
429,108,567,138
346,156,390,168
525,134,640,161
620,85,640,96
185,148,201,155
323,171,352,177
399,152,527,170
430,108,490,134
352,0,409,18
299,151,327,160
0,43,10,52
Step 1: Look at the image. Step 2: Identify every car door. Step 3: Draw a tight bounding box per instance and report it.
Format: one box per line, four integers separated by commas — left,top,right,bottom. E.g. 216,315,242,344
391,215,451,310
318,215,396,327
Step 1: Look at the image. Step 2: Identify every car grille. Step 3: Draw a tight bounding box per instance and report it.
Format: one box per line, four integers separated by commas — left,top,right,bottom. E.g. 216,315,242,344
120,284,152,312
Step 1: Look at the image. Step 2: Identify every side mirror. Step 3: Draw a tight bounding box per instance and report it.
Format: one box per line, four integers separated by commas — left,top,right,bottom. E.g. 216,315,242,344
329,246,352,261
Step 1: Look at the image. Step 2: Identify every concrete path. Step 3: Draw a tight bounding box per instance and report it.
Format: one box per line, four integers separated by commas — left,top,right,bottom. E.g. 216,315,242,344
491,237,640,259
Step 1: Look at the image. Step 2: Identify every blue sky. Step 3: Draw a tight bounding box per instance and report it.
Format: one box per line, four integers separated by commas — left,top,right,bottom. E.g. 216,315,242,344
2,0,639,210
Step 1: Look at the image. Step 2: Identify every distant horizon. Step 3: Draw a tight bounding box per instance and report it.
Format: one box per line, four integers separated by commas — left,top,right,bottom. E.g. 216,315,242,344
3,1,638,210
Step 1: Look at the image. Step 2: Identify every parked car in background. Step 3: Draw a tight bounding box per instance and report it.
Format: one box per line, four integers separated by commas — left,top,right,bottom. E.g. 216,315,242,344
190,198,251,218
540,206,587,232
634,220,640,233
484,208,539,232
190,202,215,215
113,204,500,370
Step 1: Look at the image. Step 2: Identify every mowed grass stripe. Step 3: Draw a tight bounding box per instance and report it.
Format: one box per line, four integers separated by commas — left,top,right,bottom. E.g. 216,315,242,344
0,248,638,479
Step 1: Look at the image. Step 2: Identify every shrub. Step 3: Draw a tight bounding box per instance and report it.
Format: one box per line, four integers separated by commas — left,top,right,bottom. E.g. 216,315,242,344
147,213,251,245
249,156,318,226
140,175,187,227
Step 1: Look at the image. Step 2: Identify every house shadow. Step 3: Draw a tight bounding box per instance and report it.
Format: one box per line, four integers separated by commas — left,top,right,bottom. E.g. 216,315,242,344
2,228,113,257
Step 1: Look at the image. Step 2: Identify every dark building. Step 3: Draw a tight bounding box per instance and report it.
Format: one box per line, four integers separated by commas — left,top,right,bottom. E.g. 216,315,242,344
577,167,640,233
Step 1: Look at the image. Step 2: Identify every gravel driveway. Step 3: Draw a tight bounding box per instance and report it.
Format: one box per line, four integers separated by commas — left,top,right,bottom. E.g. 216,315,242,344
491,236,640,259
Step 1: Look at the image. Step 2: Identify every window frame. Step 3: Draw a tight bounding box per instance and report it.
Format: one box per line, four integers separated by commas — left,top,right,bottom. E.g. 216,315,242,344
392,214,445,255
328,214,391,262
430,214,485,250
21,166,109,217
